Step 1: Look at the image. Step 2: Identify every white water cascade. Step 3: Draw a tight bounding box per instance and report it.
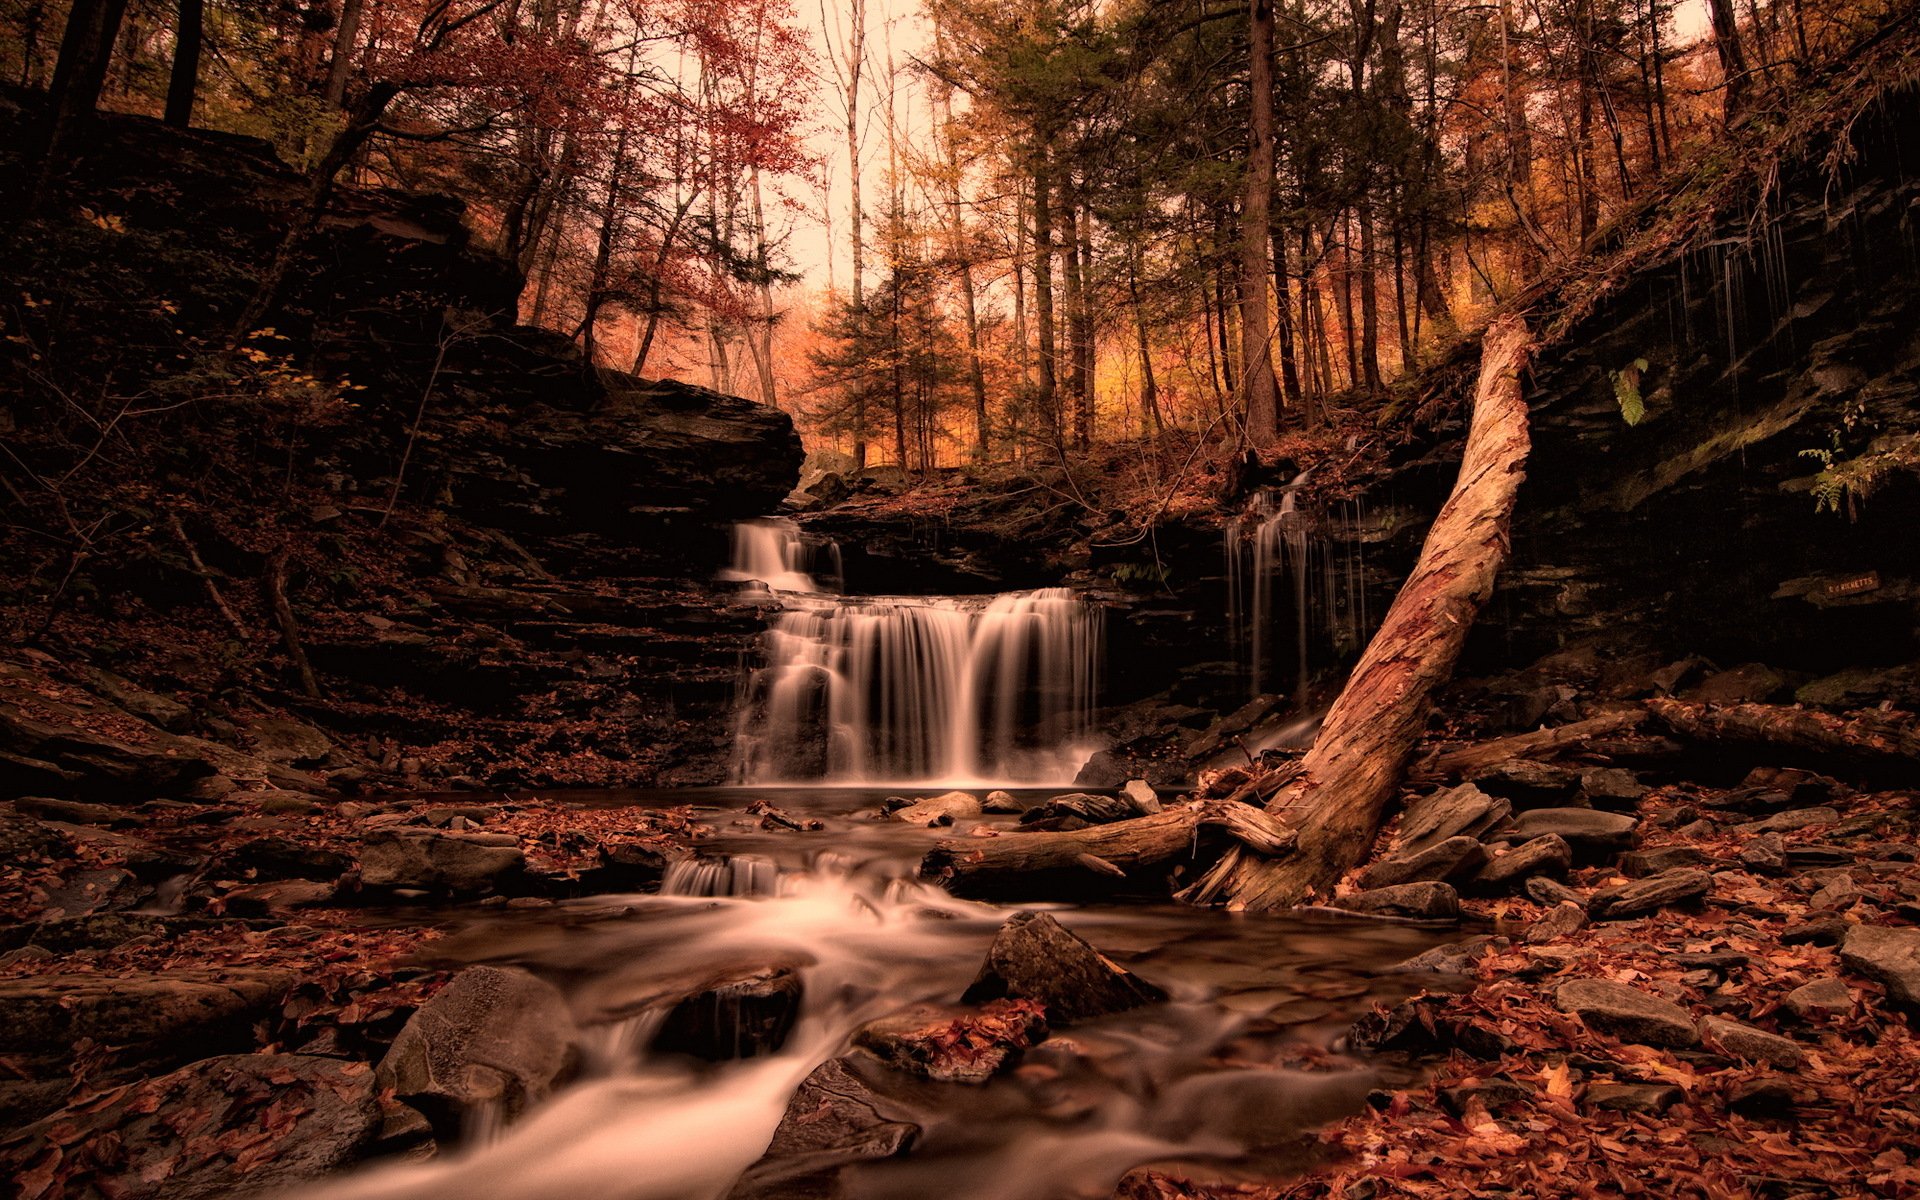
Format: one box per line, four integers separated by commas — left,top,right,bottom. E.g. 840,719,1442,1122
1224,473,1374,701
723,522,1102,787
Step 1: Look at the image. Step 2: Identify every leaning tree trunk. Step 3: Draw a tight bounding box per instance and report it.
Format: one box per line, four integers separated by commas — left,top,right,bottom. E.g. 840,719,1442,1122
1183,314,1534,912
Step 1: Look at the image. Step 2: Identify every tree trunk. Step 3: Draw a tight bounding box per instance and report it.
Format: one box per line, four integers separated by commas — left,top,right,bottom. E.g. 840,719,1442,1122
1182,314,1533,911
1707,0,1749,123
38,0,130,187
323,0,365,106
163,0,200,127
1032,158,1060,446
1240,0,1279,442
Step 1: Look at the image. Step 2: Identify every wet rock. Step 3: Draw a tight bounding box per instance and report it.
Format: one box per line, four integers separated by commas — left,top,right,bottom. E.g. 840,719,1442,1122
0,968,296,1067
1587,868,1713,919
1782,977,1854,1020
654,965,804,1060
1346,996,1513,1059
1475,835,1573,891
1357,835,1487,889
1018,791,1138,829
727,1058,920,1200
359,827,524,893
1121,779,1163,812
1554,979,1699,1048
46,820,196,881
1582,1082,1684,1115
583,841,686,890
891,791,982,827
981,790,1026,814
1736,807,1840,835
961,911,1165,1023
1779,916,1849,946
1698,1016,1806,1069
37,867,145,918
1525,902,1588,945
0,1054,378,1200
1394,784,1512,857
1619,845,1711,877
1503,808,1638,858
0,913,272,955
1474,760,1583,803
377,965,580,1138
1385,937,1495,976
1839,924,1920,1007
222,878,337,914
853,1000,1048,1083
1331,882,1460,921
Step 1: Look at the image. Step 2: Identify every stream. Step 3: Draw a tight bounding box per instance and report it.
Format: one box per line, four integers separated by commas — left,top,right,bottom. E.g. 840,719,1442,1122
294,520,1447,1199
294,786,1451,1200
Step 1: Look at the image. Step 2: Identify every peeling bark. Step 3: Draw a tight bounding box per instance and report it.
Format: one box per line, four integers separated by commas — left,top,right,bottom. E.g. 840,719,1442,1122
1183,315,1535,912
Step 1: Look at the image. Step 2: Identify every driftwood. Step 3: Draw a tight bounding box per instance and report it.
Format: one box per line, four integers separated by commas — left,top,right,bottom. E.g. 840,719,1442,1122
1647,699,1920,785
1183,315,1535,912
165,512,251,641
1414,709,1650,780
919,800,1296,900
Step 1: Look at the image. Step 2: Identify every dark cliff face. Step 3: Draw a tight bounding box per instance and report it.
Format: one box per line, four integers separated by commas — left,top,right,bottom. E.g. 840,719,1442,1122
0,96,803,791
1475,81,1920,697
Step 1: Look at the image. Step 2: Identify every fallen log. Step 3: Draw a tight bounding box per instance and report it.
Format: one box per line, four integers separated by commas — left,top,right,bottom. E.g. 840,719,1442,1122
1647,699,1920,786
1184,315,1535,912
919,800,1296,901
1413,709,1649,781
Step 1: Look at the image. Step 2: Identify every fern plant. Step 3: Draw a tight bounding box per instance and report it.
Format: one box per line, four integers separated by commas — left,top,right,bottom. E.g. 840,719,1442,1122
1612,357,1650,425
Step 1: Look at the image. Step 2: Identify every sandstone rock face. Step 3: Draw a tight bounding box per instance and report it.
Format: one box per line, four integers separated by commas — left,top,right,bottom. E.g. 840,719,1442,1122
0,1054,380,1200
377,965,580,1137
962,911,1165,1023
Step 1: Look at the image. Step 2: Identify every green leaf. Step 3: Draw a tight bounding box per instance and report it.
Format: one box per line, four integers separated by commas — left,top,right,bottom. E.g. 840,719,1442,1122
1613,360,1647,426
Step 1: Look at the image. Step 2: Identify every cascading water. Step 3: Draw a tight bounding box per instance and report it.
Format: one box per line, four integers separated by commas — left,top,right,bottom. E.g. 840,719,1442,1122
723,522,1102,787
1224,472,1375,702
720,518,843,594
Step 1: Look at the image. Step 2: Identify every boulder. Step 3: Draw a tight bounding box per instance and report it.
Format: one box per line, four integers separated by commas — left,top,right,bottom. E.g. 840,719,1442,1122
654,965,803,1060
1554,979,1699,1048
1525,876,1583,906
890,791,982,827
853,1000,1048,1083
1475,834,1573,890
377,965,580,1138
1839,925,1920,1008
1579,768,1649,805
1587,868,1713,919
1473,760,1583,803
1736,807,1840,835
1738,832,1789,874
1121,779,1163,812
1393,784,1511,856
726,1058,919,1200
0,1054,378,1200
1698,1016,1806,1069
1017,791,1137,829
1503,808,1638,858
1356,835,1487,889
981,790,1026,814
358,828,524,893
243,717,337,766
961,911,1165,1023
1331,882,1461,921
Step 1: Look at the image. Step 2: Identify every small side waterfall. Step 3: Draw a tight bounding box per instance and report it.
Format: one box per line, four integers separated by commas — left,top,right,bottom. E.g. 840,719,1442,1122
722,523,1102,786
1224,473,1375,702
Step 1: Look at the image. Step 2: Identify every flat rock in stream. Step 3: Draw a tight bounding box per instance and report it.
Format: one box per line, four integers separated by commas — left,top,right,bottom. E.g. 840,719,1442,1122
1331,882,1461,921
727,1058,921,1200
0,1054,379,1200
377,965,579,1138
961,911,1165,1023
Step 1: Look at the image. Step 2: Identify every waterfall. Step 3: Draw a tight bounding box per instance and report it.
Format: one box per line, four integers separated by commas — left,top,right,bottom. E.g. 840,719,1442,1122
1224,473,1374,702
719,518,842,594
731,588,1101,787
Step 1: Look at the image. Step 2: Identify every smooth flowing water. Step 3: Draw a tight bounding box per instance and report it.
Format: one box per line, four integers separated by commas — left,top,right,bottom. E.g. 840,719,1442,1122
725,521,1102,788
293,787,1449,1200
